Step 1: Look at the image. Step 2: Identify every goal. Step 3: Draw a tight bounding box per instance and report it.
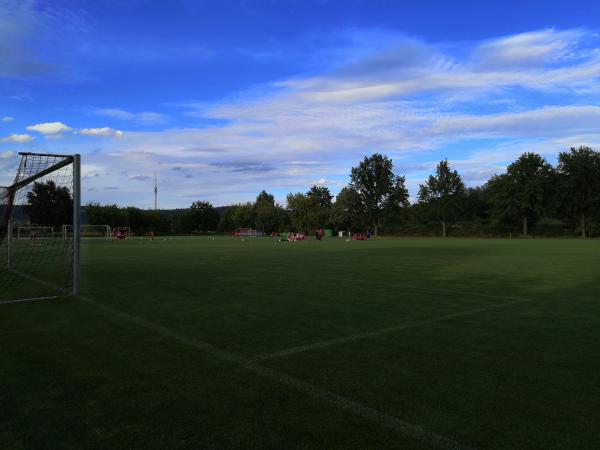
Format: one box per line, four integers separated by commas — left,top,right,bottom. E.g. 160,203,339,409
63,224,111,240
17,226,54,239
235,228,265,237
0,152,81,302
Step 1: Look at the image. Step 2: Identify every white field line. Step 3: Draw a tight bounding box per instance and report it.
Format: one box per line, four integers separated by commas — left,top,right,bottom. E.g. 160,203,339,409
75,293,475,450
0,295,58,305
212,263,535,303
1,270,66,304
332,276,533,303
10,270,68,292
11,270,475,449
252,297,533,362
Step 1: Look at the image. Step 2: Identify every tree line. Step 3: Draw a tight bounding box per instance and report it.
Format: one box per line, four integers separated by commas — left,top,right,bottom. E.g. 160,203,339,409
79,146,600,238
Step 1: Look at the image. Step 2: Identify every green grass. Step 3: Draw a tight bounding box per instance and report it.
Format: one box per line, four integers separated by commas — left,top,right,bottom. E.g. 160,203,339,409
1,237,600,449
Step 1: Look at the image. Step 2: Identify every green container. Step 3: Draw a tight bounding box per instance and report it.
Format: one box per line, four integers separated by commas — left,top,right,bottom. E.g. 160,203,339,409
280,232,288,237
325,229,334,238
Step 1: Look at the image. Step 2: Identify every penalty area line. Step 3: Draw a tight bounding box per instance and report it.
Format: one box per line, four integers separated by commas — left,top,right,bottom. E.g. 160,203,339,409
0,295,59,305
14,269,474,448
252,297,533,362
77,292,475,450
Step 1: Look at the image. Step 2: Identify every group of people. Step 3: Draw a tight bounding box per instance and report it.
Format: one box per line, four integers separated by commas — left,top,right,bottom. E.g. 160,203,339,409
278,230,325,242
273,228,373,242
115,228,135,240
286,232,305,241
352,229,372,240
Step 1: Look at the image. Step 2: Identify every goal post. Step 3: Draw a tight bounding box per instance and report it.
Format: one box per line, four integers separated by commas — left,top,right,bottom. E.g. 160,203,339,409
235,228,265,237
64,224,111,240
0,152,81,301
17,226,54,239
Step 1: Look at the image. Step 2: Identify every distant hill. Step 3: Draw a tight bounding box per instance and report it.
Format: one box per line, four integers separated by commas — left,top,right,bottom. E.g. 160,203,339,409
151,206,230,217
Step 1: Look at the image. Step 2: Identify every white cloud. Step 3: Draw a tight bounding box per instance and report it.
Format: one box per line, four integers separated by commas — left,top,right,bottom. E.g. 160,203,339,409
2,116,14,122
0,150,15,159
79,127,124,138
0,133,34,143
91,108,168,125
45,134,68,141
270,29,600,105
26,121,72,135
473,29,584,69
428,106,600,139
5,27,600,208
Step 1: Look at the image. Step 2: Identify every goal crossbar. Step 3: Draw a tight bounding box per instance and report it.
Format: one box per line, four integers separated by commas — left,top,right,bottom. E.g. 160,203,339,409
17,227,54,239
8,154,74,193
1,152,81,299
63,224,111,240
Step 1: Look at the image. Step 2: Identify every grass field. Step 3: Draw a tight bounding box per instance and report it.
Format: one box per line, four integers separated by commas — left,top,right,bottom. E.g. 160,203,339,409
2,237,600,449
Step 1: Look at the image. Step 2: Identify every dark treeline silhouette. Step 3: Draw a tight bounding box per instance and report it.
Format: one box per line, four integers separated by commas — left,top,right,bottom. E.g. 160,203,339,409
84,147,600,238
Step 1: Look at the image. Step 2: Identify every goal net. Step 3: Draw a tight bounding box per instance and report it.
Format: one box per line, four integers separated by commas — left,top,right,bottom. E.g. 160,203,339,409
17,226,54,239
63,224,111,240
235,228,265,237
0,152,81,303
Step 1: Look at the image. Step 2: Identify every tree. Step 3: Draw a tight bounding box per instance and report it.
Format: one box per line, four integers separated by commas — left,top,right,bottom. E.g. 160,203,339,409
145,209,172,234
254,190,278,233
382,175,410,228
350,153,405,235
488,153,555,237
26,181,72,228
462,186,492,222
306,185,333,229
331,187,363,233
228,202,255,230
126,207,148,234
286,192,312,232
418,159,465,237
557,146,600,238
189,201,220,233
84,202,127,228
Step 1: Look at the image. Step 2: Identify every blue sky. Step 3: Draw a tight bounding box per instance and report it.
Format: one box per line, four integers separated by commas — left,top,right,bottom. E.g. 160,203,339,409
1,0,600,208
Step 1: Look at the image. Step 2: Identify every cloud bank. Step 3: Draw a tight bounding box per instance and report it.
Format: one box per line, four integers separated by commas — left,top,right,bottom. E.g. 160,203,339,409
91,108,169,125
1,134,34,143
26,121,72,135
79,127,124,138
2,28,600,207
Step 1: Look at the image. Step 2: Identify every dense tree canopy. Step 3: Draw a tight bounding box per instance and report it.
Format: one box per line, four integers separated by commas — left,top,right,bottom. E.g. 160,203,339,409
286,192,313,232
254,191,279,233
81,147,600,238
350,153,407,235
306,185,333,229
331,187,363,233
26,181,72,228
188,201,220,233
557,146,600,238
488,153,555,236
418,160,465,237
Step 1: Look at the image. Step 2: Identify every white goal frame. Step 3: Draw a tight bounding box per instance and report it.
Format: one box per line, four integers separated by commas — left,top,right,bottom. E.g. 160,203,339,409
63,224,111,240
17,226,55,239
236,228,264,237
3,152,81,296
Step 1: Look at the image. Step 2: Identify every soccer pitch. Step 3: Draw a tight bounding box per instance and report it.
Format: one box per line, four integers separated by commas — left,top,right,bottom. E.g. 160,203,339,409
2,237,600,449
